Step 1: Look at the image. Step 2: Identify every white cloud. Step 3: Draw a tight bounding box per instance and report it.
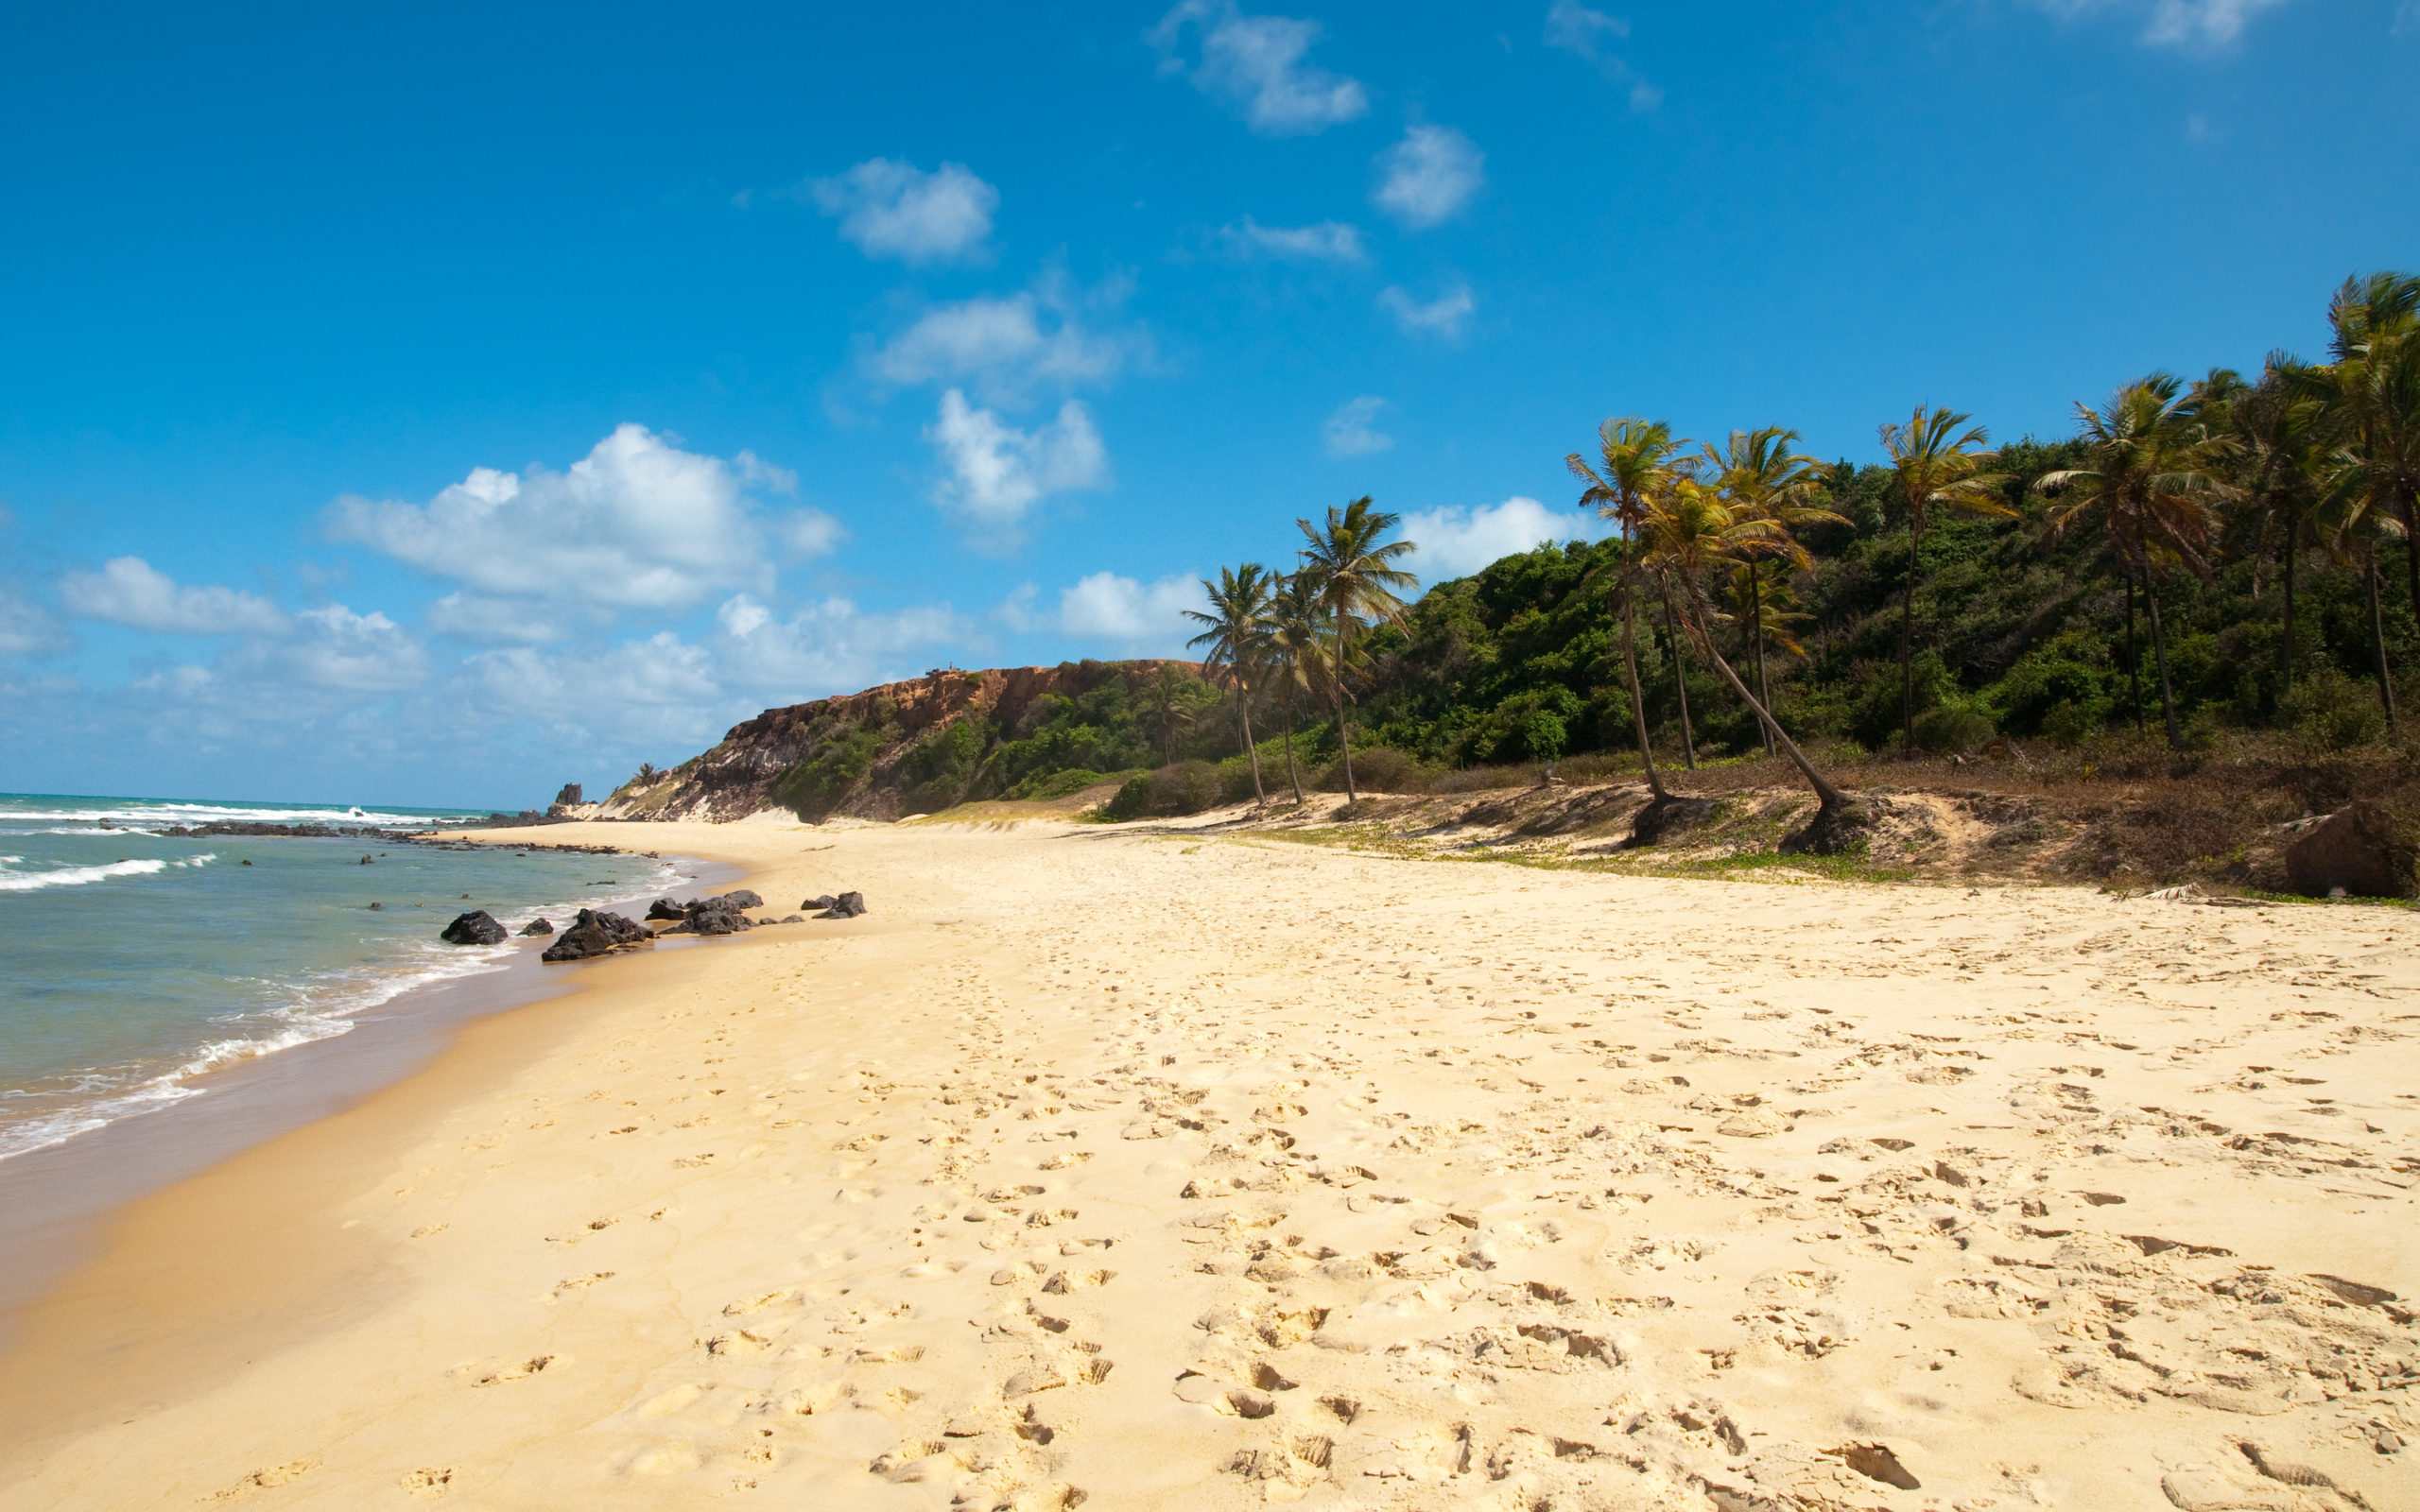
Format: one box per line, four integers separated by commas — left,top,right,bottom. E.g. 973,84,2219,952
59,557,287,636
1371,124,1485,229
808,159,999,265
328,424,784,611
1403,496,1606,579
0,589,68,656
1149,0,1368,136
872,281,1141,405
926,389,1109,540
2143,0,2290,46
776,509,844,558
278,604,428,691
713,593,965,697
1543,1,1663,107
427,593,562,644
1322,396,1394,457
1219,215,1366,262
1059,571,1200,645
1379,283,1475,337
2024,0,2294,49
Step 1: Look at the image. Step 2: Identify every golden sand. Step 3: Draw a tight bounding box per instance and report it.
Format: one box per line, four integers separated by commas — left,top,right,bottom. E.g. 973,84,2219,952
1,816,2413,1510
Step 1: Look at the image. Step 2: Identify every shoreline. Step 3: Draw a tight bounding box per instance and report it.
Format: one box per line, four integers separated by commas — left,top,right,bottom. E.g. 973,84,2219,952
1,816,2411,1510
0,847,741,1344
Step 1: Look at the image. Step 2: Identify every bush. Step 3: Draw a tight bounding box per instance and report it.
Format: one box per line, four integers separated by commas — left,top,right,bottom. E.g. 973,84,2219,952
1102,761,1223,820
1008,767,1119,801
1912,705,1995,755
1317,747,1431,794
2040,698,2100,747
2282,667,2388,751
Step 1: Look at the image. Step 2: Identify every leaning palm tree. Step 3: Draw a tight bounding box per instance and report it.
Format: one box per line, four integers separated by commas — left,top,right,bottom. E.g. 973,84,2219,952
1260,572,1328,804
2313,478,2406,732
1639,477,1862,846
2034,374,2229,747
1567,417,1688,797
1295,497,1417,803
1183,563,1276,804
1703,425,1845,753
1878,405,2013,752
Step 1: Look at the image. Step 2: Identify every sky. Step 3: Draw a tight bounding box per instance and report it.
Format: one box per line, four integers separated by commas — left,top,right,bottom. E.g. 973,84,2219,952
2,0,2414,808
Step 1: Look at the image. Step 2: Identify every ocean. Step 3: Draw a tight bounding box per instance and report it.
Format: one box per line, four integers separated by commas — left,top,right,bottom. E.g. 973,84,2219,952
0,793,696,1163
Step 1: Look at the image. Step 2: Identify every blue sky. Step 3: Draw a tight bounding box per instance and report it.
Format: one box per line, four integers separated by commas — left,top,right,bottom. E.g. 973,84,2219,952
2,0,2413,807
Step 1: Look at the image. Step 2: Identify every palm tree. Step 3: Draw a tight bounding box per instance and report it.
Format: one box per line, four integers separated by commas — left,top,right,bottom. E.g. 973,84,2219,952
1295,497,1417,803
1261,572,1327,805
1138,662,1206,765
1638,477,1860,840
2202,359,2327,704
1703,425,1844,754
2034,374,2229,747
1567,417,1688,798
1878,405,2013,752
2313,272,2420,645
1183,563,1276,805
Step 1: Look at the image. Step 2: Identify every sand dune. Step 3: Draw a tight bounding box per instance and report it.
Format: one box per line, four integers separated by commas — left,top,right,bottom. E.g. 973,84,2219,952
1,817,2413,1510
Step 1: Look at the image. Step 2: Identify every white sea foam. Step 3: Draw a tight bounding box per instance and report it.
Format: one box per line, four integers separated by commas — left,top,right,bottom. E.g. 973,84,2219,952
0,857,171,891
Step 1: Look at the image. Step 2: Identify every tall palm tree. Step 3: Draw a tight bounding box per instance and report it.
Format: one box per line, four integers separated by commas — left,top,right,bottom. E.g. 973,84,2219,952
1878,405,2013,752
2034,374,2229,747
1138,662,1205,765
1639,477,1858,834
1260,572,1328,804
1703,425,1844,754
1295,497,1417,803
1184,562,1276,805
2315,480,2406,732
1567,417,1687,798
2312,272,2420,646
2203,358,2328,704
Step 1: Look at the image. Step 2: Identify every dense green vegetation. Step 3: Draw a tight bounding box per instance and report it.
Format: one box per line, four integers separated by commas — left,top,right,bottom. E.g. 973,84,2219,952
744,271,2420,824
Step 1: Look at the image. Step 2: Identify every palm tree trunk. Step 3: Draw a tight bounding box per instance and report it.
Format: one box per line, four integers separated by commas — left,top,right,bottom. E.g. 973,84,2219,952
1687,613,1850,813
2367,554,2399,733
1749,568,1774,757
1658,582,1697,770
1898,523,1921,754
1237,682,1264,804
2124,567,2143,729
1332,625,1357,803
1618,577,1666,799
2143,574,2182,747
1281,686,1304,804
2281,518,2297,705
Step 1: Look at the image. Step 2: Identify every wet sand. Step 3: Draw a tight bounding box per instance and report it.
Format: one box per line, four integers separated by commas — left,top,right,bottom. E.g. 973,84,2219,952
0,815,2412,1511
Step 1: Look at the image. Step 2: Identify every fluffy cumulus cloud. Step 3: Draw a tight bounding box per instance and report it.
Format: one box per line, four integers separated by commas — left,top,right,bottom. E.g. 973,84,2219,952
59,557,286,636
1402,497,1606,579
1058,571,1200,646
713,593,965,698
328,424,824,616
2027,0,2295,49
1322,395,1393,457
1372,124,1485,229
872,280,1142,405
277,604,428,691
1219,216,1365,263
1379,283,1475,337
925,389,1109,540
808,158,999,265
1543,1,1663,110
1148,0,1367,135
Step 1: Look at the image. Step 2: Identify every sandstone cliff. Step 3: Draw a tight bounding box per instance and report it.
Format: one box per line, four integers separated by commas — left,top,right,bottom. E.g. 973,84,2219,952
598,660,1202,823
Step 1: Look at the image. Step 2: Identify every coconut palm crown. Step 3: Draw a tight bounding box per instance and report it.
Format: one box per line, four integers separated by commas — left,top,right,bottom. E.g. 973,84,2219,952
1295,496,1417,804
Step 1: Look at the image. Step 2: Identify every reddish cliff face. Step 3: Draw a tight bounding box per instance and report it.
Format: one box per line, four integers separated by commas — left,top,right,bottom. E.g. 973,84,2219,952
599,660,1201,823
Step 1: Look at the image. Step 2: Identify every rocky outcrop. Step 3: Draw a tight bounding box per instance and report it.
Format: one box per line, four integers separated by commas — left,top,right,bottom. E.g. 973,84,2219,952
440,910,508,946
2284,800,2417,899
597,660,1201,824
554,783,583,807
519,918,555,936
653,889,768,936
540,908,652,962
817,890,868,919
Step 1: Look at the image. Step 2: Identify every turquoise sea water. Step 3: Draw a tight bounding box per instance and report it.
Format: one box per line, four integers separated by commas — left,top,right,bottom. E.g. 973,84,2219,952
0,794,691,1161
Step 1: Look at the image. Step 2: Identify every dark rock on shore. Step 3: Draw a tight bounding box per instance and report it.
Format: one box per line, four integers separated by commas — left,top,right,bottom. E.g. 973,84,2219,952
803,894,834,911
718,889,764,910
541,908,651,962
519,918,556,936
646,897,686,920
2284,799,2417,899
817,890,868,919
441,910,509,946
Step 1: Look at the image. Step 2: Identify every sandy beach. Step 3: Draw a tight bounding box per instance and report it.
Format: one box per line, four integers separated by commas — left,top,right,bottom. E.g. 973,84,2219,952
1,813,2413,1511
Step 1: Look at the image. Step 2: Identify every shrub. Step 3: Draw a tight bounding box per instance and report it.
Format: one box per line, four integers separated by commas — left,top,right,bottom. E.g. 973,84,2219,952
1102,761,1223,820
771,719,883,820
1317,747,1431,794
2040,698,2100,747
1912,705,1995,755
2282,667,2388,751
1101,775,1152,821
1008,767,1118,801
